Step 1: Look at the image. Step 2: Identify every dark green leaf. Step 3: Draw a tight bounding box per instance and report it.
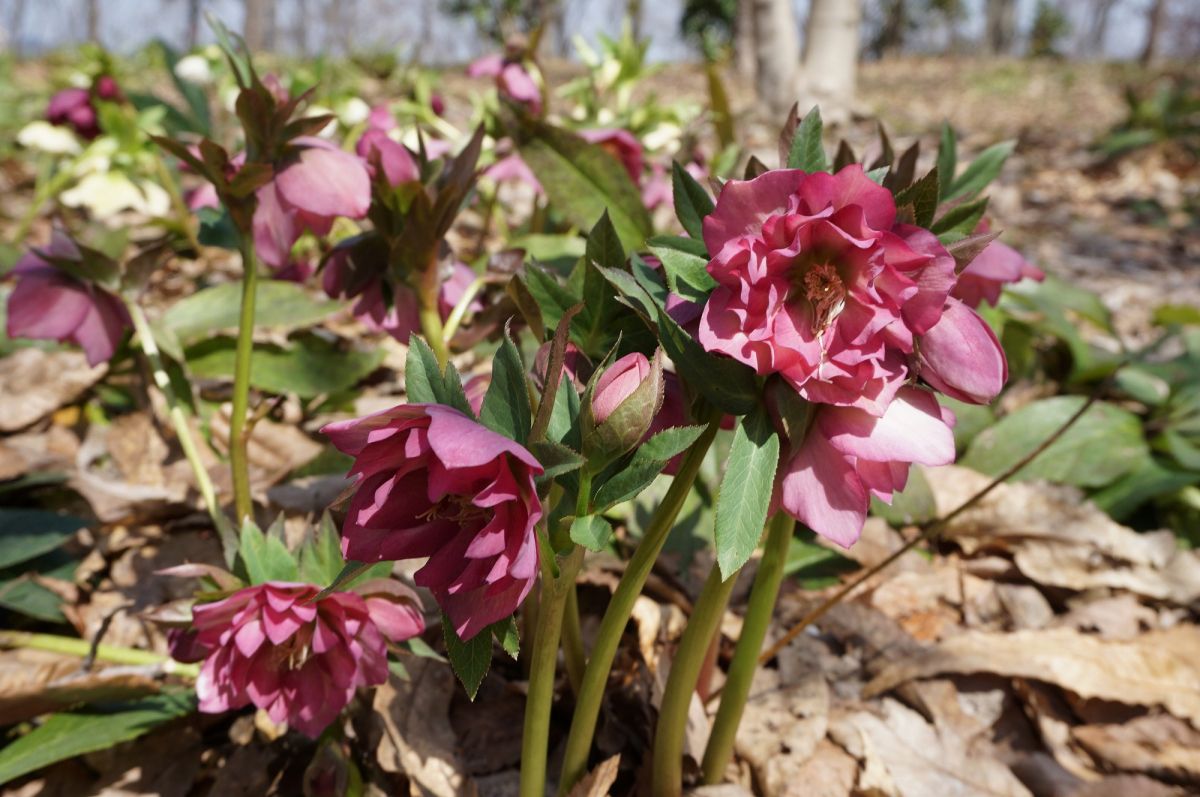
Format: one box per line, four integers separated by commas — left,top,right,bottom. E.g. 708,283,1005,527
529,440,586,480
443,615,492,700
185,336,385,398
936,122,957,200
569,514,614,552
298,513,346,585
592,425,706,510
1091,455,1200,520
237,519,299,585
962,397,1149,488
656,305,758,416
671,161,715,240
405,335,444,404
164,281,338,343
0,691,196,786
648,237,715,304
479,332,532,444
894,167,940,228
944,140,1014,203
932,197,989,238
0,510,84,570
715,408,780,579
787,107,827,172
492,616,520,660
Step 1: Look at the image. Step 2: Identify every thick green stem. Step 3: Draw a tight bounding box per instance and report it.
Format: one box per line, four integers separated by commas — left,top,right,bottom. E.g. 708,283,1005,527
519,546,584,797
562,583,585,694
651,562,738,797
126,301,220,525
558,417,721,794
701,512,794,783
0,631,200,678
229,241,259,523
416,263,450,370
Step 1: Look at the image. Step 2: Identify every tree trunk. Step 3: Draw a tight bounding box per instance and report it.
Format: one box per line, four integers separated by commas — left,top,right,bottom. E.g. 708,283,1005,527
86,0,100,44
872,0,908,58
985,0,1017,55
734,0,757,83
801,0,862,123
752,0,802,116
243,0,272,52
185,0,202,50
1140,0,1167,65
1084,0,1118,57
627,0,642,42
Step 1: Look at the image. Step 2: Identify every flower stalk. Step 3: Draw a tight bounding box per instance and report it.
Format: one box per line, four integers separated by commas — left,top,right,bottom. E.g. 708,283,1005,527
229,236,260,522
0,631,200,678
701,512,794,783
558,415,721,794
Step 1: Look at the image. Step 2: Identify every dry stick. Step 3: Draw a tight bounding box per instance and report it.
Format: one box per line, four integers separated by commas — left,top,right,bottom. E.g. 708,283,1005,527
756,378,1116,668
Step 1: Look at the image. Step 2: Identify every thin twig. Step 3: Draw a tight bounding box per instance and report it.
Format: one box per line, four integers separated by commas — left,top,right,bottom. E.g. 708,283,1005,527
756,372,1122,667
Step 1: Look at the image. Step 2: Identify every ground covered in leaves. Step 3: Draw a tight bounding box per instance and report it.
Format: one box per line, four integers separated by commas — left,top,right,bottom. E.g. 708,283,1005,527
1,57,1199,796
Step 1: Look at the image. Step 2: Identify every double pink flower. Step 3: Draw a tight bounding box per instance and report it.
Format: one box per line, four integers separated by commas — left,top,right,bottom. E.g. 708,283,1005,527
182,581,423,737
697,165,1006,415
322,405,543,641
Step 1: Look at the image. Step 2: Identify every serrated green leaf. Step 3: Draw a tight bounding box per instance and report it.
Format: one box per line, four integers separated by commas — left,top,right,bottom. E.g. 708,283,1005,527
479,332,532,444
492,616,520,659
894,167,940,228
404,336,473,415
962,397,1149,488
944,140,1014,203
238,520,299,585
0,510,85,570
715,408,780,579
569,514,614,552
592,424,707,510
932,196,989,238
529,440,586,479
184,335,384,398
0,691,196,786
648,237,715,304
164,280,339,343
298,513,346,585
443,615,492,700
671,161,715,240
787,107,827,172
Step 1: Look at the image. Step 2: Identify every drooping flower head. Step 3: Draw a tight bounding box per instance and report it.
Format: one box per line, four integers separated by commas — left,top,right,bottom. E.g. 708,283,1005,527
468,50,542,115
321,405,543,640
697,165,1005,415
6,233,130,366
184,581,423,737
953,221,1045,308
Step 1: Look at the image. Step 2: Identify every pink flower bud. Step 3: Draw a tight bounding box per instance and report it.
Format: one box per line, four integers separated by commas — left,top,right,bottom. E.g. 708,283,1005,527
585,350,665,460
592,352,652,424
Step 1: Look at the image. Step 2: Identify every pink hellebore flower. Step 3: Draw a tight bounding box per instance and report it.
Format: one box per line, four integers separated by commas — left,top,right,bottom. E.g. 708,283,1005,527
187,581,424,738
581,129,644,183
779,387,956,547
253,137,371,269
642,162,673,211
468,53,542,115
485,152,544,195
321,405,544,640
697,165,1004,414
592,352,651,424
356,129,419,187
953,222,1045,308
6,234,130,366
46,88,99,139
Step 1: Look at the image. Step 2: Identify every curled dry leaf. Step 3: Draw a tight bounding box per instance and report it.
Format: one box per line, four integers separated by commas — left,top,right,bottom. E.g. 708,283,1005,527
1072,714,1200,786
567,754,621,797
372,657,470,797
0,349,106,432
733,668,830,796
865,625,1200,725
828,697,1033,797
924,466,1200,604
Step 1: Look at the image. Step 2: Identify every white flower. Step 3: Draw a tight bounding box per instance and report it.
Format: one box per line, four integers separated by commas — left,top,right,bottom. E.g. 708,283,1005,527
61,172,171,220
643,123,682,153
174,54,213,85
337,97,370,127
17,121,81,155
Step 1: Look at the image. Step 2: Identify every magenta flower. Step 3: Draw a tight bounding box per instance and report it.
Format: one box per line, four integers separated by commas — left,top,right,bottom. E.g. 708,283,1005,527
46,88,99,139
581,129,644,183
6,234,130,366
485,152,544,195
253,137,371,269
917,298,1008,404
778,387,956,547
356,129,419,187
468,53,542,115
696,165,1006,414
953,223,1045,308
186,581,423,737
321,405,544,640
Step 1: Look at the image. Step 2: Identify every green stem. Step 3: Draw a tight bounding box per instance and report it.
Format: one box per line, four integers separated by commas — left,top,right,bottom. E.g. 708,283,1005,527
416,261,450,371
441,276,484,343
651,561,738,797
519,546,584,797
701,512,794,784
126,301,221,526
558,417,721,794
562,583,585,695
0,631,200,678
9,162,73,246
229,240,259,523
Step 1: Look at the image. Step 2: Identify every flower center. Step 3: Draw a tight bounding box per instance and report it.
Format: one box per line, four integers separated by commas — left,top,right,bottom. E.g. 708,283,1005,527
269,628,313,671
421,494,487,526
798,262,847,335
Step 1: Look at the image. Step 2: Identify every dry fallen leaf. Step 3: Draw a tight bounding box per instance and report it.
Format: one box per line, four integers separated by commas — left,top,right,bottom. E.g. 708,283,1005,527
865,626,1200,725
1072,714,1200,786
0,349,106,432
733,668,830,795
828,698,1033,797
567,755,620,797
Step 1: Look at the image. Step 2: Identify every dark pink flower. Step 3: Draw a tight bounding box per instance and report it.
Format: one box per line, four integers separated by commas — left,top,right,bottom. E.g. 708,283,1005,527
581,129,644,183
187,581,423,737
253,138,371,269
94,75,121,101
697,165,994,415
917,298,1007,404
356,129,419,186
468,53,541,114
6,234,130,366
321,405,544,640
778,387,956,547
953,222,1044,308
484,152,544,195
46,88,99,139
367,104,396,132
430,94,446,117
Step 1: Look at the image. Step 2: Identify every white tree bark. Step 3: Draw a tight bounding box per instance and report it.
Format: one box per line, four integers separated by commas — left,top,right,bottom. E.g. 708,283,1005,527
801,0,862,124
986,0,1017,55
752,0,803,116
